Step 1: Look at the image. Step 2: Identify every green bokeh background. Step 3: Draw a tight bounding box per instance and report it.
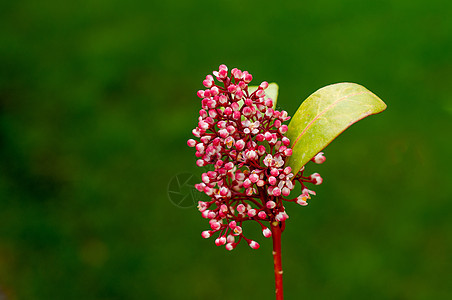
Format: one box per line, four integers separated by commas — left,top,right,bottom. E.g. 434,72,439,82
1,0,451,299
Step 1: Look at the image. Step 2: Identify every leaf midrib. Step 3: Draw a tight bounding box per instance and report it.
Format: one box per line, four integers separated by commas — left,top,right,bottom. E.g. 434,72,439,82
291,91,369,148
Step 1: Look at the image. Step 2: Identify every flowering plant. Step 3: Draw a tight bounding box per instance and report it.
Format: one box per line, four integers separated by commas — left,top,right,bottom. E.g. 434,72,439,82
188,65,386,299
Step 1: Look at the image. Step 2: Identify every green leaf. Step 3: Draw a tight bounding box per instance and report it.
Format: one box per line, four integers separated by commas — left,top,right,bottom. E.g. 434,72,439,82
248,82,279,109
286,82,387,174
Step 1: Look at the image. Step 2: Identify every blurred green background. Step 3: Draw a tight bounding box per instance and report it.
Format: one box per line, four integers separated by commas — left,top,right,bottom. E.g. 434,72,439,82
1,0,451,299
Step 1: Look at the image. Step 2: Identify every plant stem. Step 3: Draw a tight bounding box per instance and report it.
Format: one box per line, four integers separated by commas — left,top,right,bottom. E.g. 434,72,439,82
271,221,284,300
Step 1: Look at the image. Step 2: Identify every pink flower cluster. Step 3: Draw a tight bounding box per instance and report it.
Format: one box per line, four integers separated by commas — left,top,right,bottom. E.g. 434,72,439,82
188,65,325,250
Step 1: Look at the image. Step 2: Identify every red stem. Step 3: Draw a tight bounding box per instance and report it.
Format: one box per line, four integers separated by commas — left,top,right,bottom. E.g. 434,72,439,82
271,221,284,300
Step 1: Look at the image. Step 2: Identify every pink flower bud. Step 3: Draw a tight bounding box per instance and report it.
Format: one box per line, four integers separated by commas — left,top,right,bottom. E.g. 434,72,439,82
229,221,237,229
197,90,205,98
248,240,260,249
264,131,272,141
227,235,235,243
201,210,210,219
272,187,281,196
203,79,213,88
262,228,272,238
227,85,238,94
270,133,278,144
226,125,236,134
275,212,288,222
205,117,214,125
265,99,273,107
218,129,229,138
218,69,228,79
210,86,219,96
237,204,246,213
210,221,221,230
248,209,257,217
282,187,291,196
187,139,196,147
310,173,323,185
249,173,259,183
224,162,234,170
198,120,209,130
260,81,269,89
256,134,265,142
192,129,201,137
225,243,234,251
201,231,211,238
207,210,216,219
243,71,253,83
243,179,252,188
194,183,205,192
218,94,228,104
280,110,290,121
282,137,290,146
231,68,242,79
257,145,266,156
313,152,326,164
199,109,208,118
208,100,216,108
284,148,293,156
232,111,241,119
215,236,226,246
279,125,288,134
246,150,257,160
208,109,218,118
265,108,274,118
268,176,277,185
196,159,205,167
258,211,267,219
223,107,232,116
238,81,247,90
235,172,245,181
266,201,276,209
204,187,214,196
235,140,245,151
270,169,279,177
219,187,229,196
200,135,211,143
195,144,205,152
243,106,252,116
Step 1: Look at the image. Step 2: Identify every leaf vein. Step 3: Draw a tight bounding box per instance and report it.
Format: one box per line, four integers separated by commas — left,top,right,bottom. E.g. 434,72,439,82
292,91,370,148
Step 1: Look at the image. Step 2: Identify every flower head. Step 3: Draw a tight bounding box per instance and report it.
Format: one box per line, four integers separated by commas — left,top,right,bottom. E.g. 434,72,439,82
189,65,325,250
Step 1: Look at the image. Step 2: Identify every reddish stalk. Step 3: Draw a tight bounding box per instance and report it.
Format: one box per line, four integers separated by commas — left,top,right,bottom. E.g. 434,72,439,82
271,221,284,300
